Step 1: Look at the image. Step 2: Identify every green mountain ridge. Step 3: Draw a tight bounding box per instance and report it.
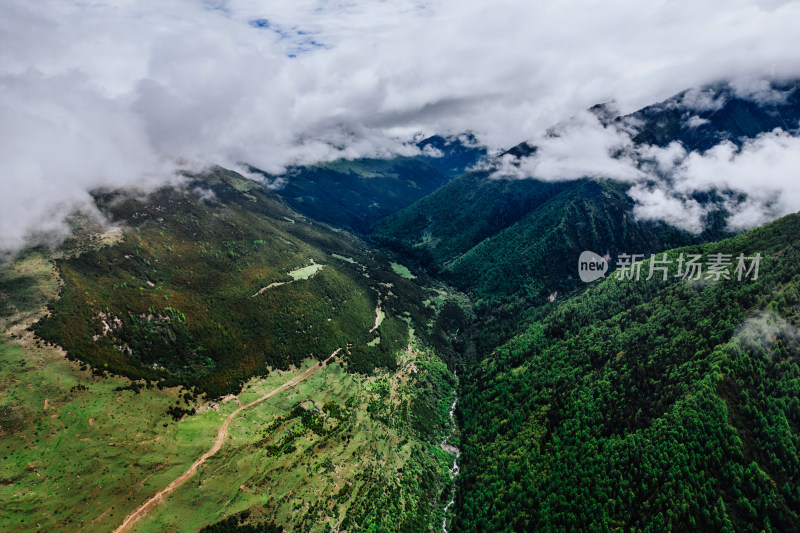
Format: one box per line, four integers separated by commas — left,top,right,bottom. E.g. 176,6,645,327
628,80,800,151
34,166,444,397
260,157,452,234
374,176,730,351
455,211,800,531
371,82,800,355
253,134,486,235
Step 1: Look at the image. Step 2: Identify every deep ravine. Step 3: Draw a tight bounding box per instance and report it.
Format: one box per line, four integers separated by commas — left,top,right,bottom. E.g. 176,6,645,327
440,374,460,533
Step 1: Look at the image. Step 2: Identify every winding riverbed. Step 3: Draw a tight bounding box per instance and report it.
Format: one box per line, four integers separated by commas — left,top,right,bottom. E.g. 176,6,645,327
441,385,460,533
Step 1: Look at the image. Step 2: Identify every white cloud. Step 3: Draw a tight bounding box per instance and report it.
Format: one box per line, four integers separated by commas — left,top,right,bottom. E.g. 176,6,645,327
0,70,177,251
628,185,709,234
639,142,688,175
735,310,800,360
595,129,800,232
491,111,643,182
685,116,711,128
729,78,796,105
3,0,800,251
490,124,800,234
421,145,445,158
668,130,800,230
677,88,728,112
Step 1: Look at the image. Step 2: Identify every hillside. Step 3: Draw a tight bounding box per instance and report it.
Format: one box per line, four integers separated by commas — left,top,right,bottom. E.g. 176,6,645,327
264,157,450,234
3,80,799,533
4,2,800,532
259,135,486,235
373,176,729,351
628,80,800,151
33,167,449,397
455,212,800,531
372,82,800,350
0,167,469,532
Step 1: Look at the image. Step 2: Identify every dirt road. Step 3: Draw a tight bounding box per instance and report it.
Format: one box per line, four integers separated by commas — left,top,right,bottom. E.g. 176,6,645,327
114,349,340,533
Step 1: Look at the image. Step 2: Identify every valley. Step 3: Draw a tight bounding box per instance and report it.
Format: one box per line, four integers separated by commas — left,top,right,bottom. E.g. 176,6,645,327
2,80,800,532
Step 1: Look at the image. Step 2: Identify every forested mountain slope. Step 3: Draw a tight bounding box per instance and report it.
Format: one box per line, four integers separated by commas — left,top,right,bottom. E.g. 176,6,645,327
265,157,450,234
261,134,486,234
628,80,800,150
455,212,800,531
374,176,729,351
373,81,800,350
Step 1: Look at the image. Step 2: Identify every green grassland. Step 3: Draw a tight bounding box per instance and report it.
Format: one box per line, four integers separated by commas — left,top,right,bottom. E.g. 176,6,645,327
0,168,467,531
389,262,417,280
133,342,457,532
0,252,61,322
1,310,457,532
0,251,218,531
0,338,220,531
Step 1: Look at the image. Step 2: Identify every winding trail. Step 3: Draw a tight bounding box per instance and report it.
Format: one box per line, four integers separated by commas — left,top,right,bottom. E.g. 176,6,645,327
114,349,340,533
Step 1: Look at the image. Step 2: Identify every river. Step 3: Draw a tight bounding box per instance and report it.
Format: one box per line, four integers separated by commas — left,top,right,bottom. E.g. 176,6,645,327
440,384,460,533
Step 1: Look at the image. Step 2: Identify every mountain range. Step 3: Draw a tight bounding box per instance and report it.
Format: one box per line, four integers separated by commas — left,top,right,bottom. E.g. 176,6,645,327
1,80,799,532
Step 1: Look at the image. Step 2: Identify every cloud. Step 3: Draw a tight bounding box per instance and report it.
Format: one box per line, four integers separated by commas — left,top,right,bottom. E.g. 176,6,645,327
498,125,800,233
490,111,644,182
676,87,729,112
628,186,710,234
421,145,445,158
0,69,177,252
729,78,796,105
635,130,800,231
685,116,711,128
734,310,800,360
3,0,800,251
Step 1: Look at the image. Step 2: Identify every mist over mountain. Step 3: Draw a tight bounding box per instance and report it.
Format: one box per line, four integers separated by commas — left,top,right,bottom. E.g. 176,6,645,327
4,0,800,253
488,80,800,233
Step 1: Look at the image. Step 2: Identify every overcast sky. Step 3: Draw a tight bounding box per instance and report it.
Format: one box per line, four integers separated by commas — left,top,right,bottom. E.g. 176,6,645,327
2,0,800,252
